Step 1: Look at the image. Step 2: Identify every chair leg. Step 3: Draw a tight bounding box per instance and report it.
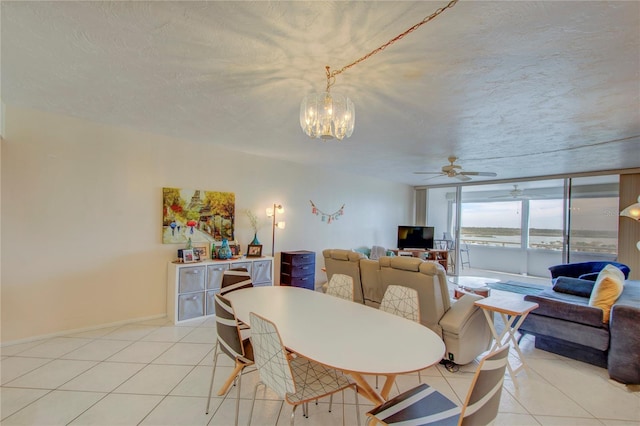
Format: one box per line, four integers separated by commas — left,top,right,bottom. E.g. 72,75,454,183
219,361,244,396
354,384,361,426
329,394,333,412
234,367,242,426
375,375,378,389
418,370,422,383
290,404,298,426
247,381,263,426
205,341,219,415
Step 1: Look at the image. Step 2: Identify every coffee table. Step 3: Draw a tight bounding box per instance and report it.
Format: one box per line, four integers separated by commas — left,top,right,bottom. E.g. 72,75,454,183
449,276,499,299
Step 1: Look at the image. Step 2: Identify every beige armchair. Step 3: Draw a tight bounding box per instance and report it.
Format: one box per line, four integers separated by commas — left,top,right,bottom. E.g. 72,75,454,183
322,249,366,303
378,256,491,365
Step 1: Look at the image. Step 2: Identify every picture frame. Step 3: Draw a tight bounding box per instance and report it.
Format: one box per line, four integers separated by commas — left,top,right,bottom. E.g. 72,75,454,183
247,244,263,257
182,249,196,263
192,244,209,261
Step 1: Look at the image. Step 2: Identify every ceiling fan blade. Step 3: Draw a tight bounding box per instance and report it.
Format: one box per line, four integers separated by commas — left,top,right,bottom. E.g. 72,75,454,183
413,171,443,175
423,175,445,182
460,171,498,177
454,174,472,182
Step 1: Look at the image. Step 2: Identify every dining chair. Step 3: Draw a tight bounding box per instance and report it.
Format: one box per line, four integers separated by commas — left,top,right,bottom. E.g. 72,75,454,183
220,267,253,329
378,284,421,386
325,273,355,301
220,267,253,295
366,344,510,425
205,294,254,426
247,312,361,426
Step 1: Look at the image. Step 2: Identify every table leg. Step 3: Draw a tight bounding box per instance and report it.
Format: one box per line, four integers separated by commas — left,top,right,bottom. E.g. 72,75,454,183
379,374,397,401
349,372,384,405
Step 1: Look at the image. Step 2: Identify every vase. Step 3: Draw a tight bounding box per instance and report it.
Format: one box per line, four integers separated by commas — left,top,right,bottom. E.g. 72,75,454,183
217,238,232,259
250,233,260,245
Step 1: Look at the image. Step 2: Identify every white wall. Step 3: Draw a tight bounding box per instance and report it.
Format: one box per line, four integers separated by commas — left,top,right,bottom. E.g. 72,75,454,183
1,106,414,343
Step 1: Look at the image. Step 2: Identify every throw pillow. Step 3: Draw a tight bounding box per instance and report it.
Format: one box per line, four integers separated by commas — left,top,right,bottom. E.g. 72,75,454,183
588,264,625,323
553,276,596,298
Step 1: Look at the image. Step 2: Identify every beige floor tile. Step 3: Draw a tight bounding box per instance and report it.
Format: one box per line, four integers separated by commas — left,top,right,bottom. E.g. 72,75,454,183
68,393,162,425
151,342,212,365
0,341,48,357
4,359,97,389
527,357,640,421
139,395,214,425
494,412,541,425
0,387,50,420
1,357,52,385
140,326,196,342
503,369,592,418
170,365,218,397
60,339,132,361
534,415,603,425
101,325,157,341
59,362,146,392
105,341,173,363
114,364,193,395
180,327,217,344
14,338,92,359
1,390,104,425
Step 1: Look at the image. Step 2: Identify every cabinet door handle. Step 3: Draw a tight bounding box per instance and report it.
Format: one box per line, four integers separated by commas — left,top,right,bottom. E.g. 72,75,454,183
187,270,199,274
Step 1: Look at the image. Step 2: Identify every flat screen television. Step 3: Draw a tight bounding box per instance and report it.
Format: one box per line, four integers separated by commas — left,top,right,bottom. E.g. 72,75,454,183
397,226,435,250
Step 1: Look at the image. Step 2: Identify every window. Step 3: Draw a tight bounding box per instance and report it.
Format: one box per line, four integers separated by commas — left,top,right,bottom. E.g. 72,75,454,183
528,199,564,250
461,201,522,247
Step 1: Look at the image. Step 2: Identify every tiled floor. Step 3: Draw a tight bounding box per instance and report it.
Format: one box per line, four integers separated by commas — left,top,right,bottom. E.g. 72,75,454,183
2,287,639,425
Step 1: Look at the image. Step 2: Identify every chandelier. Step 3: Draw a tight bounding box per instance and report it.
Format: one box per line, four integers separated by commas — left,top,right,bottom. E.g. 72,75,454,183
299,0,459,141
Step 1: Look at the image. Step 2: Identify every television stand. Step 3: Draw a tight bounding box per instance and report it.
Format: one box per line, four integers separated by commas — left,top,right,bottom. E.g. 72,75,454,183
390,249,448,271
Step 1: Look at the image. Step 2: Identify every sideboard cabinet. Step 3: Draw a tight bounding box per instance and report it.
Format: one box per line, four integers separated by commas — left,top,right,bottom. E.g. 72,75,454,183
167,257,273,323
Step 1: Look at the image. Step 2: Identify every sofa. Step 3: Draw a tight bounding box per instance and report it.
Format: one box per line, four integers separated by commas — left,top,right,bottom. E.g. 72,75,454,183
520,264,640,384
322,249,492,365
548,261,630,282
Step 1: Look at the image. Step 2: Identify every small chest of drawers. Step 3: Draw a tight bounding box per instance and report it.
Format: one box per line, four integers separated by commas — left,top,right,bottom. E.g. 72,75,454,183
280,250,315,290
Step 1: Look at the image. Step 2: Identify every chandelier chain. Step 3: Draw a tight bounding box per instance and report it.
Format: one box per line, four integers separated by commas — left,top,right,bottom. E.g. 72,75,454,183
325,0,459,90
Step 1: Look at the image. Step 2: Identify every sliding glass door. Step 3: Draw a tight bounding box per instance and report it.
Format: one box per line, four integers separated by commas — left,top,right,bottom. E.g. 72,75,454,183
425,174,619,277
567,175,619,263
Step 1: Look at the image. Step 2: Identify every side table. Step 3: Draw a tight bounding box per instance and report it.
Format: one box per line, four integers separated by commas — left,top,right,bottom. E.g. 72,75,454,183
474,296,539,381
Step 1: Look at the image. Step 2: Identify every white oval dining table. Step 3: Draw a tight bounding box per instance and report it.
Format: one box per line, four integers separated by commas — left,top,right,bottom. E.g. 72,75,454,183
224,285,445,404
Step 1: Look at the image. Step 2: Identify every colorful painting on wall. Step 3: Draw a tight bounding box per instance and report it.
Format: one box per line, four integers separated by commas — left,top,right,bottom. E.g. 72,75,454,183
162,187,235,244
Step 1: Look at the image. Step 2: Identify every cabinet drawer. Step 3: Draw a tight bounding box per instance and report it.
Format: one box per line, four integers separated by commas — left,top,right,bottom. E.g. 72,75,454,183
178,292,204,321
252,260,272,284
205,290,219,316
232,262,252,273
282,251,315,266
178,266,206,293
281,262,315,277
280,273,314,290
206,263,230,290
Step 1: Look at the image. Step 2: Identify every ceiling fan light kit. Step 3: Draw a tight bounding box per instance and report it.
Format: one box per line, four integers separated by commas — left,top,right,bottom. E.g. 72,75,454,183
300,0,459,141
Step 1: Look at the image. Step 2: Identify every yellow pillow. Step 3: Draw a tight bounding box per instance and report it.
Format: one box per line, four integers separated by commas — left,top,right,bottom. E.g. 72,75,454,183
588,264,624,323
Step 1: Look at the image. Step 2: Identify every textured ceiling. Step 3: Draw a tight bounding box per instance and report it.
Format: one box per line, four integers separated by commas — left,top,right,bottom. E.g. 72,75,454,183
2,1,639,186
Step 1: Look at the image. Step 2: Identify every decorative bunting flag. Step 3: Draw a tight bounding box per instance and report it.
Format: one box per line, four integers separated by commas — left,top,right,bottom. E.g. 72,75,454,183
309,200,345,224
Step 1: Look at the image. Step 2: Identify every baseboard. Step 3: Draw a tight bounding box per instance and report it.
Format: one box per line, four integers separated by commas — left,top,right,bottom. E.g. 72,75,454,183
1,313,167,347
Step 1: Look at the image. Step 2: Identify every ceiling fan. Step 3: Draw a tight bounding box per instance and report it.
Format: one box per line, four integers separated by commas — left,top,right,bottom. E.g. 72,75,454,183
490,184,531,199
413,156,497,182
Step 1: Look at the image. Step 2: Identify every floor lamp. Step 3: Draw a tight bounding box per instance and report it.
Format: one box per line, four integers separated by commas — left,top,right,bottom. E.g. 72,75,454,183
266,203,285,256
